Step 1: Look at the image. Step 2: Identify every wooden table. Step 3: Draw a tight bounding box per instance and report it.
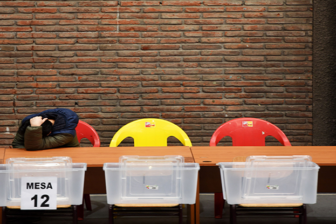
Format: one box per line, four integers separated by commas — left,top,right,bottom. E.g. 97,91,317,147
0,148,6,164
3,146,196,224
191,146,336,224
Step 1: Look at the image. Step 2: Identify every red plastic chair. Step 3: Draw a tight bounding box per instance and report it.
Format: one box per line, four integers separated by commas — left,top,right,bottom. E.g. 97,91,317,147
210,118,291,219
75,120,101,219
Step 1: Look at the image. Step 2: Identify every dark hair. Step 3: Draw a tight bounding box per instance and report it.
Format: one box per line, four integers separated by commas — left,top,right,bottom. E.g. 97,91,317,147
41,120,53,137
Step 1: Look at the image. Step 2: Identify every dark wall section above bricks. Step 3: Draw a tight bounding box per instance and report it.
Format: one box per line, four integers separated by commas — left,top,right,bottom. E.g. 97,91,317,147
0,0,313,147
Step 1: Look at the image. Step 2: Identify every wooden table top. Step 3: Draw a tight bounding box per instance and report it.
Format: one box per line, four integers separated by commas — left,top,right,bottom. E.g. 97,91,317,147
0,148,6,164
5,146,194,167
191,146,336,166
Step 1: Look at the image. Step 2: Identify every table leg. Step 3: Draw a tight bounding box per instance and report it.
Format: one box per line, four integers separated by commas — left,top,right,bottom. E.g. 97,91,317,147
0,207,2,224
195,173,200,224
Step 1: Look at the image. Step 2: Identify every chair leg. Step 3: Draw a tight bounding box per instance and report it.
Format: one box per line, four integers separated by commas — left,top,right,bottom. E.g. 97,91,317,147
72,205,78,224
230,205,237,224
77,199,84,220
214,193,224,219
2,207,6,224
179,204,183,224
109,205,114,224
84,194,92,211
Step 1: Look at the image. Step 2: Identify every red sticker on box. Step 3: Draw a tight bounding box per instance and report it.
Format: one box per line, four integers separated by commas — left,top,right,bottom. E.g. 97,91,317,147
242,121,253,127
145,122,155,128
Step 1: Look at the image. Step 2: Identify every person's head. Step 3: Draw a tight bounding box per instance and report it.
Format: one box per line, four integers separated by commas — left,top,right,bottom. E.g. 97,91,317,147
41,119,53,137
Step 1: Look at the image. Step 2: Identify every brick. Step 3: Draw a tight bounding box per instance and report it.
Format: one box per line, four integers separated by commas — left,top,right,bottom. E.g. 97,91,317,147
286,12,312,17
204,99,243,105
160,38,199,44
224,44,264,49
17,33,56,39
284,37,312,42
225,93,264,98
35,14,75,20
143,7,182,13
101,57,140,63
100,45,139,51
0,14,32,20
225,81,264,86
143,32,181,38
161,25,199,31
203,87,241,93
245,12,283,18
244,75,282,80
224,56,264,61
266,31,305,36
265,43,306,48
268,6,309,11
183,68,223,74
120,88,159,94
226,19,266,24
201,50,239,56
184,56,222,62
243,37,282,43
35,40,76,45
60,70,98,76
120,25,159,32
242,50,282,56
266,56,306,61
201,38,242,43
267,106,307,111
36,26,76,32
161,99,201,105
101,32,140,38
185,7,225,12
186,19,224,25
78,1,118,7
225,68,264,73
245,87,284,93
245,0,284,5
78,26,117,32
160,63,198,68
266,68,306,73
120,76,158,81
0,21,15,26
18,8,57,13
183,45,222,50
244,25,283,31
143,57,181,62
120,13,159,19
101,70,140,75
284,61,312,67
101,82,140,88
204,13,242,18
77,63,116,69
284,24,312,30
59,58,99,63
226,106,265,111
245,99,284,105
285,99,312,105
162,1,201,6
268,18,308,23
101,20,140,25
118,63,156,69
204,0,243,6
143,19,182,25
0,33,15,39
59,20,98,25
142,45,180,50
266,93,306,98
78,13,117,19
225,31,264,37
162,13,200,19
37,2,77,7
118,51,158,57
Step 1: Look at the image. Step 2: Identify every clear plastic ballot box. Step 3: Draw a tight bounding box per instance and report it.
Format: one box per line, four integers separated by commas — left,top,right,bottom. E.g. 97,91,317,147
217,156,320,205
103,156,200,204
0,157,86,207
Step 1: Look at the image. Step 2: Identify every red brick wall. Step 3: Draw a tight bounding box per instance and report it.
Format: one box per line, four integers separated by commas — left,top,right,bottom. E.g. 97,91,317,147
0,0,313,147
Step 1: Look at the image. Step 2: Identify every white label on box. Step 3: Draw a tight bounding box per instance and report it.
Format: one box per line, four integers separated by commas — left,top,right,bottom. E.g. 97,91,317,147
21,177,57,210
146,185,159,190
266,185,279,190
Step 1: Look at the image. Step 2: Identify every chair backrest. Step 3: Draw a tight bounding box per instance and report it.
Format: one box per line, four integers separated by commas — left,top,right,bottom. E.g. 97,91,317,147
75,120,101,147
210,118,291,146
110,118,192,147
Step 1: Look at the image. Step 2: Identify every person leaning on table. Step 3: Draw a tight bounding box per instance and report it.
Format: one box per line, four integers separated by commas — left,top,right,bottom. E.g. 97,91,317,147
12,108,80,151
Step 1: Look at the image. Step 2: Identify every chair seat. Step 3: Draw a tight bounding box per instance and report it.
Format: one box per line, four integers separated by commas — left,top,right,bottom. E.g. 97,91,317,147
115,204,179,207
7,205,72,209
239,203,303,208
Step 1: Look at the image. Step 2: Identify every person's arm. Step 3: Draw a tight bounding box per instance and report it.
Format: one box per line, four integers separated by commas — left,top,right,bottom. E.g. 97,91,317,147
24,126,74,151
12,132,25,148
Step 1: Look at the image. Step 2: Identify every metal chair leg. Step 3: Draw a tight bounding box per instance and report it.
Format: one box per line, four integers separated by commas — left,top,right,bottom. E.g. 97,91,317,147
179,204,183,224
72,205,78,224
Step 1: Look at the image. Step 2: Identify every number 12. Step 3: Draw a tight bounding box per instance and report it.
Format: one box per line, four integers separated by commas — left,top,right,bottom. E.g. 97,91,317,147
31,195,50,207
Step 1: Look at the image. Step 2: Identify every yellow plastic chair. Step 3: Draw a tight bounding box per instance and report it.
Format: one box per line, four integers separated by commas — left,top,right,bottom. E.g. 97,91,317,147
110,118,192,147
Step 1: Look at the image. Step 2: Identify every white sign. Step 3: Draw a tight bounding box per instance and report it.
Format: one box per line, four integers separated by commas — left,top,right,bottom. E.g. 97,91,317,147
21,176,57,210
